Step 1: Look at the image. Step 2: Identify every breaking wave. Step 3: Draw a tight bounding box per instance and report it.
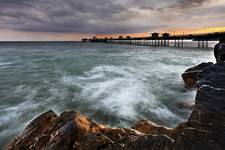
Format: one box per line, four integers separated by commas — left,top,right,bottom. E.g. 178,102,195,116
61,65,183,127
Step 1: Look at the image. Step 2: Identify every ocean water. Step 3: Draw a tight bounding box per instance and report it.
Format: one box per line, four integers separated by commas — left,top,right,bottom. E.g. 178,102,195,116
0,42,215,147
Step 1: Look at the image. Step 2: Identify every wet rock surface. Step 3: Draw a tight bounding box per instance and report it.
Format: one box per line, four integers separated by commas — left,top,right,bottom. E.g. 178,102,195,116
6,62,225,150
182,62,213,88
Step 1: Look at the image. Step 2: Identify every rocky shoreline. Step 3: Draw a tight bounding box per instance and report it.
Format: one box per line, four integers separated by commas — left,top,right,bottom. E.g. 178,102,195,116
5,62,225,150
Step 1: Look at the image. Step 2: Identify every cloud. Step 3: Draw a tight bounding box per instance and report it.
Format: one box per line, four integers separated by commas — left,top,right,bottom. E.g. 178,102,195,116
0,0,224,34
177,0,210,8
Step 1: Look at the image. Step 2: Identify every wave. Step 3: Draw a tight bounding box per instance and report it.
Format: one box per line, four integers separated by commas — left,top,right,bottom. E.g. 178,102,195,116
0,57,13,68
61,65,182,126
1,86,36,120
0,85,44,142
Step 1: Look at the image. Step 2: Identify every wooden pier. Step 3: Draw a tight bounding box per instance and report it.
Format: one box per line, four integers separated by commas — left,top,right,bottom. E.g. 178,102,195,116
83,31,225,48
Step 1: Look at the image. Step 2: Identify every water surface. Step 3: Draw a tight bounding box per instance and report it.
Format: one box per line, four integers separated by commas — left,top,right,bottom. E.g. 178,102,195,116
0,42,214,147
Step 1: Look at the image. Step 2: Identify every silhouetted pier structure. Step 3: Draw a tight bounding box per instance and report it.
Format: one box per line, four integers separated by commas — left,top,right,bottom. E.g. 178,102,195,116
85,32,225,48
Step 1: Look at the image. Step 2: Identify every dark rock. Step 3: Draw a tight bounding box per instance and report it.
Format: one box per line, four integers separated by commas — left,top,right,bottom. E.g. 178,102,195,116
46,121,76,150
78,132,114,150
197,62,225,88
5,110,57,150
214,39,225,63
133,120,173,137
127,134,175,150
182,62,213,88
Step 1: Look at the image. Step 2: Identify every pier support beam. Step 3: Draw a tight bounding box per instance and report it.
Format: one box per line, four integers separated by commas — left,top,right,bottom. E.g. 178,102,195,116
202,40,205,48
181,38,184,47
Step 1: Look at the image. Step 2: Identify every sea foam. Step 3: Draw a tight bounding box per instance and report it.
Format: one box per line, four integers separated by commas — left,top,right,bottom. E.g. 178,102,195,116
61,65,181,126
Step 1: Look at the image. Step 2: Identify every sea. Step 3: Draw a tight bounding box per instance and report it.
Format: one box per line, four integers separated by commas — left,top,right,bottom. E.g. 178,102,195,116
0,41,216,147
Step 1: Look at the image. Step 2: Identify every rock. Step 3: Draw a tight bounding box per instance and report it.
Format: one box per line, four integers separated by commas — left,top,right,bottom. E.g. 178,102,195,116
5,111,106,150
45,121,76,150
197,62,225,88
182,62,213,88
133,120,173,137
120,134,175,150
214,38,225,63
78,132,114,150
103,128,175,150
6,62,225,150
6,110,57,150
133,120,188,140
178,63,225,150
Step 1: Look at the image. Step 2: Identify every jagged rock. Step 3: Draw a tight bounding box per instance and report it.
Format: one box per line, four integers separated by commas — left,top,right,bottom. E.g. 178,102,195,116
77,132,114,150
5,111,175,150
182,62,213,88
133,120,173,136
6,62,225,150
6,110,57,150
214,39,225,63
197,62,225,88
133,120,188,140
119,134,175,150
177,63,225,150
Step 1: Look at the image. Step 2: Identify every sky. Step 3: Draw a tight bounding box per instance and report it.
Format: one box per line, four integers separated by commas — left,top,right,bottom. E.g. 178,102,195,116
0,0,225,41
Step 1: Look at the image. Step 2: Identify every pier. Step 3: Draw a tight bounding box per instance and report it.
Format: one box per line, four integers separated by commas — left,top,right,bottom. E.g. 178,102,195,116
83,31,225,48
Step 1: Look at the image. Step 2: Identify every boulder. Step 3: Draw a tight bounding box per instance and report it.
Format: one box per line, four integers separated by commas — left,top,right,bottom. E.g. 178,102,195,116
182,62,213,88
6,110,57,150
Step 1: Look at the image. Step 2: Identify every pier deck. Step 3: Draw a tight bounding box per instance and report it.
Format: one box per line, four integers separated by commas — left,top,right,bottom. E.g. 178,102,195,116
84,31,225,48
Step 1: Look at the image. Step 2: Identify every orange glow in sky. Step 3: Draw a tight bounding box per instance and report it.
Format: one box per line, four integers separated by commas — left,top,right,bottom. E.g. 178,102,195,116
96,26,225,39
0,26,225,41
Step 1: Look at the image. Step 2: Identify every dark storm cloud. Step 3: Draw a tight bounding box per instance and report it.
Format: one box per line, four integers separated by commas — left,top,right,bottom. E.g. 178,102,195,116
0,0,224,34
138,0,210,10
177,0,210,9
0,0,142,33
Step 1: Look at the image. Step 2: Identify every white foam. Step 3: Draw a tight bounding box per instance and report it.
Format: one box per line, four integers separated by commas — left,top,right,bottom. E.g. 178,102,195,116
0,62,13,66
0,86,39,127
0,100,40,125
61,65,180,122
0,57,13,68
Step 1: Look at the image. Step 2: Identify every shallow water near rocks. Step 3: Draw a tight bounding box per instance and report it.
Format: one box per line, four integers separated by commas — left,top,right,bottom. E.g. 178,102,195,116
0,42,214,147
